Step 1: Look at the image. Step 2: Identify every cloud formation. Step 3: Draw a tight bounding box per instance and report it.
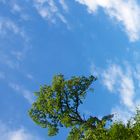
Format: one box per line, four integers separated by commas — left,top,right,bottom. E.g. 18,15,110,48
0,18,30,64
33,0,68,25
76,0,140,41
9,83,34,104
0,121,42,140
101,62,140,122
0,18,26,40
111,106,132,123
102,64,135,109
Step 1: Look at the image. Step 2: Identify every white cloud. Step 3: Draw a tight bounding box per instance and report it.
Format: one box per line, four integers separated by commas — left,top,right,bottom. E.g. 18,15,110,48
119,75,134,109
0,17,33,103
102,64,122,92
33,0,68,25
0,121,42,140
8,129,36,140
0,18,30,69
9,83,34,104
111,106,133,124
0,18,28,41
99,62,140,122
76,0,140,41
1,0,30,20
102,64,135,109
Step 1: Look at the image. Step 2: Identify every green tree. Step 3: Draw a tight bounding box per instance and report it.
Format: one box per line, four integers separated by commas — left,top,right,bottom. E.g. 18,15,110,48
107,109,140,140
29,74,113,139
29,74,140,140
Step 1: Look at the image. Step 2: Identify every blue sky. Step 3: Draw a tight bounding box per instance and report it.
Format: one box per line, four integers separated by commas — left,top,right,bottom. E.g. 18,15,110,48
1,0,140,139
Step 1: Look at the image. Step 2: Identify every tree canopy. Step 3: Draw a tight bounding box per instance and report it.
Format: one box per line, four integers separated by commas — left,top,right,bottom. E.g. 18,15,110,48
29,75,140,140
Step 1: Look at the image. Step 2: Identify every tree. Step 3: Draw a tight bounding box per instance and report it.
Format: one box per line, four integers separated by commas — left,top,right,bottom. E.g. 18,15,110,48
28,74,113,139
28,74,140,140
106,109,140,140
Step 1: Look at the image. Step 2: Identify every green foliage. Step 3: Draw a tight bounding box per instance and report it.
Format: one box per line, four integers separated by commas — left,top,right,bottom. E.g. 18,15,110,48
107,110,140,140
29,74,140,140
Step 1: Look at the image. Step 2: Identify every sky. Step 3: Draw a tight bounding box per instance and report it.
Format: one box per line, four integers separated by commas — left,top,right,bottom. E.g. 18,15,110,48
1,0,140,139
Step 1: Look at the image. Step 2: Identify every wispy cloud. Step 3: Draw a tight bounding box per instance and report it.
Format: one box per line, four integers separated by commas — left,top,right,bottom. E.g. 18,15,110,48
33,0,69,25
102,64,135,109
9,83,34,104
90,62,135,110
0,121,42,140
76,0,140,41
89,56,140,121
1,0,30,20
0,18,28,42
111,106,133,123
100,62,140,121
0,18,30,69
0,6,33,102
